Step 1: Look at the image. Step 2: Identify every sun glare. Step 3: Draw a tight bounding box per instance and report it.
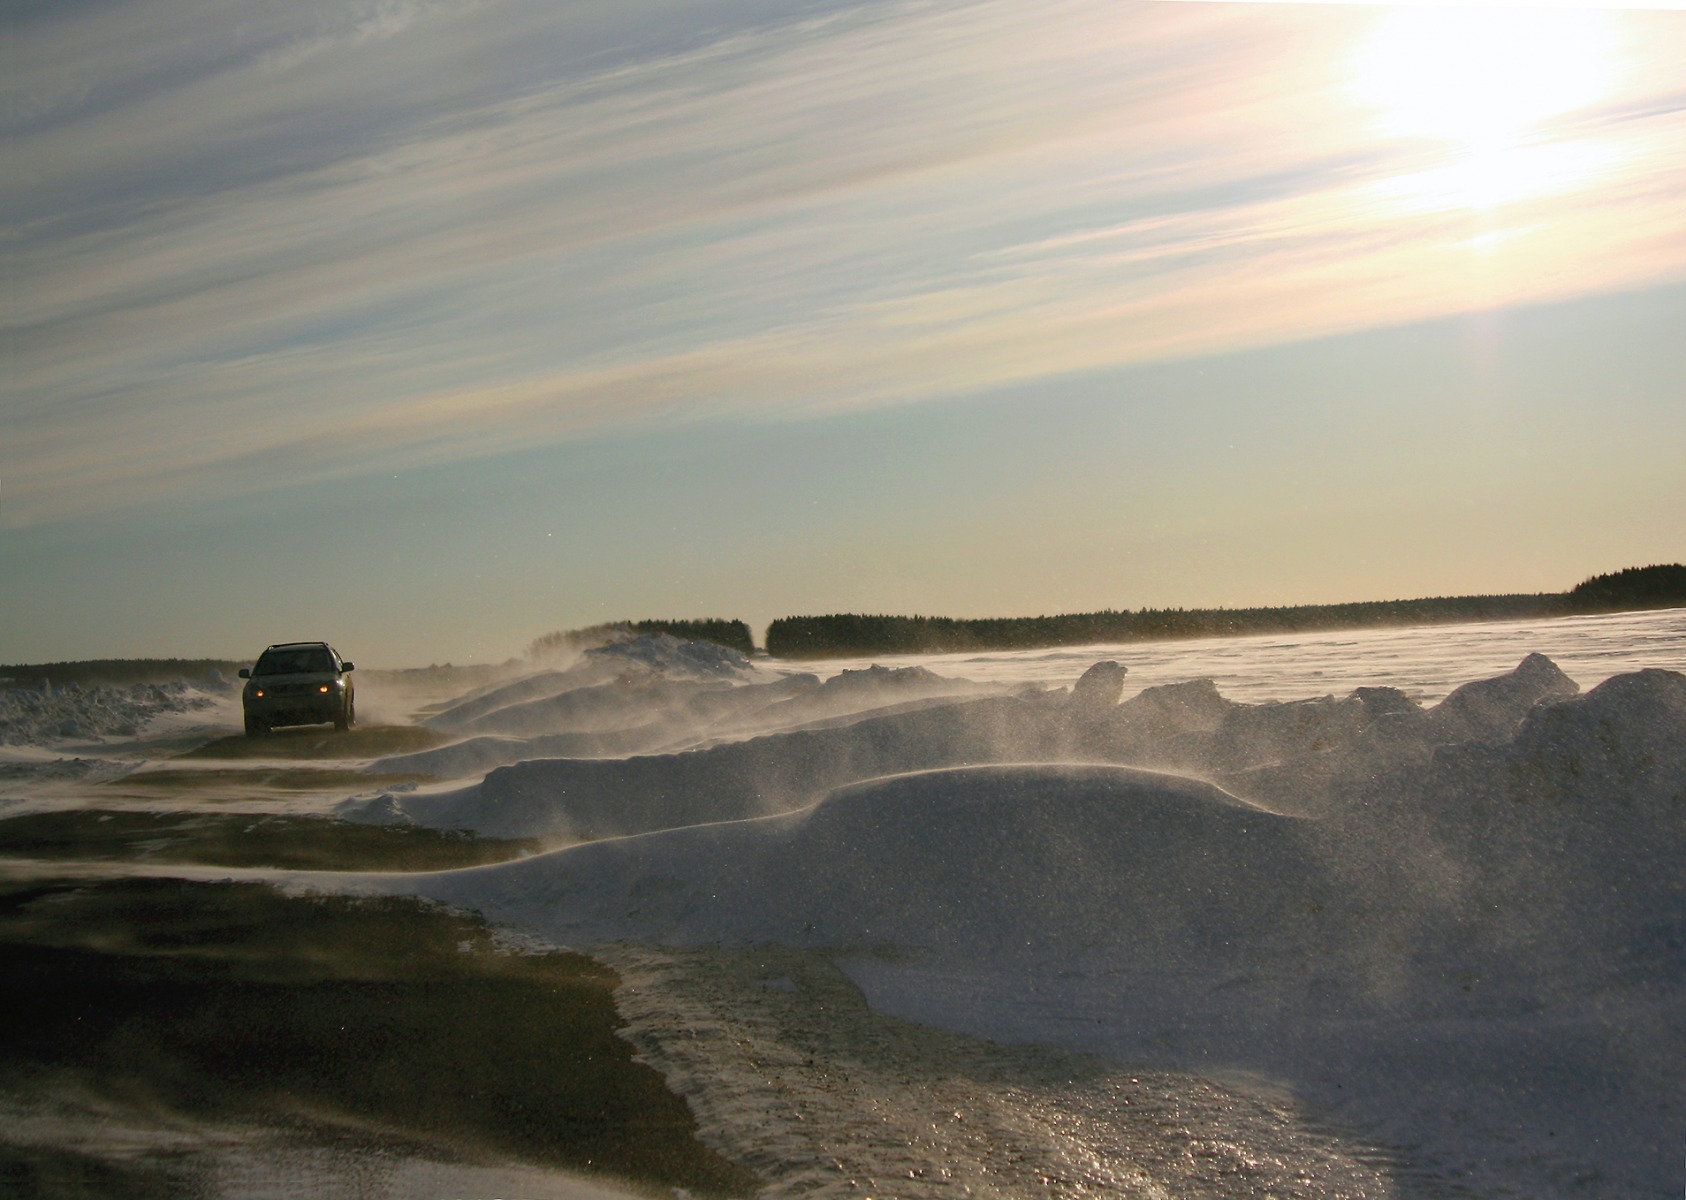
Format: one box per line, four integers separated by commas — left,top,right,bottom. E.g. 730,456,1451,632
1356,8,1616,146
1354,8,1623,211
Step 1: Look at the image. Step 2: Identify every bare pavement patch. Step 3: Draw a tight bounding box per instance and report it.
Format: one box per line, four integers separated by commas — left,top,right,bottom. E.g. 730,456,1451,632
80,725,449,804
0,809,545,872
179,724,447,761
0,711,760,1198
0,876,758,1199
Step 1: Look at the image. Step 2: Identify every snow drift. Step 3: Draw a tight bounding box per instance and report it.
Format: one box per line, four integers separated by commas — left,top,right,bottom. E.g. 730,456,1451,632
335,651,1683,1197
342,650,1604,837
0,678,228,746
380,635,1004,782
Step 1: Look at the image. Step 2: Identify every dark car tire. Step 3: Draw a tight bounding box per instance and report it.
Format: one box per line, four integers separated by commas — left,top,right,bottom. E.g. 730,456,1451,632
334,701,350,732
244,716,267,737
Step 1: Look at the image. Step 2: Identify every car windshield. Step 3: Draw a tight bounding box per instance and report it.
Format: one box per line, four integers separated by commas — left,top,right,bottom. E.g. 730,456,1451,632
253,647,334,675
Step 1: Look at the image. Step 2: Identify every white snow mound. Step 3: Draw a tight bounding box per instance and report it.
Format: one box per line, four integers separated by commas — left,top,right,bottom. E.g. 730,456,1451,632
332,659,1684,1200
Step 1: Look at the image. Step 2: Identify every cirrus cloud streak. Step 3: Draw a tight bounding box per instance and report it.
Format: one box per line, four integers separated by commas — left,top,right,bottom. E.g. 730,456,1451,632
6,0,1685,526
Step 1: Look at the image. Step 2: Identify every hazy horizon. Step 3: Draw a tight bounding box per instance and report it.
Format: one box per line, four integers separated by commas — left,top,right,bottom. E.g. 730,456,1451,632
6,0,1684,667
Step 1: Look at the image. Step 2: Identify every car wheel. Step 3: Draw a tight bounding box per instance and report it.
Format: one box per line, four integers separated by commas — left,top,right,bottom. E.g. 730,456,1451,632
244,715,267,737
334,701,350,732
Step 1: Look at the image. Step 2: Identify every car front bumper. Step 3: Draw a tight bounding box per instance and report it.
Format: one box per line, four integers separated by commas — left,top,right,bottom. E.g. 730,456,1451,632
243,681,348,726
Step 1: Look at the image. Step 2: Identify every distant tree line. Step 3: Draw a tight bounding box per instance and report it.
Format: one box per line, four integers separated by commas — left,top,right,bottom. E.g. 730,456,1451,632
763,564,1685,658
10,568,1677,682
527,618,755,659
1565,564,1686,611
0,659,245,690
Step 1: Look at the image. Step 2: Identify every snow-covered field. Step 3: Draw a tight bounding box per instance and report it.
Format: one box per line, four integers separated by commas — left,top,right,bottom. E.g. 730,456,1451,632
5,608,1683,1197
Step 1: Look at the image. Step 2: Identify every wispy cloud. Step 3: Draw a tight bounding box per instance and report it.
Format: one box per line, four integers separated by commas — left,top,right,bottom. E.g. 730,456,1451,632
6,0,1685,526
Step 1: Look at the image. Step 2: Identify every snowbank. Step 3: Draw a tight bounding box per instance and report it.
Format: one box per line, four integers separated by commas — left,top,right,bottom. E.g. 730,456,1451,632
0,679,228,746
344,652,1612,836
335,656,1683,1197
402,637,1001,779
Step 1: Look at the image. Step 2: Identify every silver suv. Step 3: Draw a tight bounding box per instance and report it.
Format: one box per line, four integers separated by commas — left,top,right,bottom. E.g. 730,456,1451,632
238,642,356,736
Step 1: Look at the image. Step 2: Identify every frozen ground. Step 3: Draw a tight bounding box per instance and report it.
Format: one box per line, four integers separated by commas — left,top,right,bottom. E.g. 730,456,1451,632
5,609,1683,1197
330,611,1681,1198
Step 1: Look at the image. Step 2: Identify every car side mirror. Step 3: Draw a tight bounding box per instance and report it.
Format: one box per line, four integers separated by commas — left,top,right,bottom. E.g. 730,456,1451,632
238,668,250,679
341,662,355,672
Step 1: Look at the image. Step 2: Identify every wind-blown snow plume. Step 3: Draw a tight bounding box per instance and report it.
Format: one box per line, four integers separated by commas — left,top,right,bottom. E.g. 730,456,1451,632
325,646,1684,1196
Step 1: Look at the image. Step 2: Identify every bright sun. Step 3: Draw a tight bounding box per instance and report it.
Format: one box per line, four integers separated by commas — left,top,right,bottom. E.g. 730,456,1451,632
1354,8,1622,210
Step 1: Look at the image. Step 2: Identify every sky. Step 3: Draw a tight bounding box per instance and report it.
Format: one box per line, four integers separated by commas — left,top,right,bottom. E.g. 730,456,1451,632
4,0,1684,667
